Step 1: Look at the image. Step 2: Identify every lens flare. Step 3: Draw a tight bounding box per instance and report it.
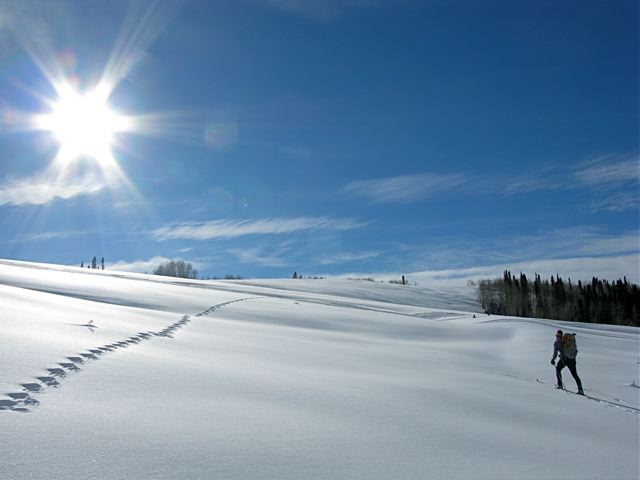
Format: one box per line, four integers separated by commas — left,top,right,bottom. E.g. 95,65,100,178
35,85,131,166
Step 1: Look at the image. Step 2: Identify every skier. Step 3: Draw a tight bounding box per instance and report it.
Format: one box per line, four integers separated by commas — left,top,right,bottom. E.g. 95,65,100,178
551,329,584,395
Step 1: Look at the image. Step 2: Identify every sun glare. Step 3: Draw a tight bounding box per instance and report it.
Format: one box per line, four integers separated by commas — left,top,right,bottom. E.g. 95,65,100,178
37,87,131,165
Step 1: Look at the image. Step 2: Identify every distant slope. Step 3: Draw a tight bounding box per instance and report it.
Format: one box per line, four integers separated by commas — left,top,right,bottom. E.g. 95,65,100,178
225,278,481,312
0,259,481,312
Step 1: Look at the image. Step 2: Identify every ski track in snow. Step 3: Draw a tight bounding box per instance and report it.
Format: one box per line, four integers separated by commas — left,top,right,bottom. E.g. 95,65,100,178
0,297,253,413
533,378,640,415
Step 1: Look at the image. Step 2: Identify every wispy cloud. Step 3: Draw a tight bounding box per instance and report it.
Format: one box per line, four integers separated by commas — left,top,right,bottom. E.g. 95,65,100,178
502,170,567,196
19,230,86,241
503,154,639,196
342,153,638,211
0,172,107,206
462,226,639,261
573,154,639,189
567,228,639,256
151,216,368,241
423,227,639,269
223,241,381,269
228,246,293,267
571,154,638,212
588,191,639,213
341,173,468,204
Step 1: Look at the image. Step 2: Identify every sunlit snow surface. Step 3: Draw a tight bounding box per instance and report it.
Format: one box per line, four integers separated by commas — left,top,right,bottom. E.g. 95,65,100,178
1,259,638,480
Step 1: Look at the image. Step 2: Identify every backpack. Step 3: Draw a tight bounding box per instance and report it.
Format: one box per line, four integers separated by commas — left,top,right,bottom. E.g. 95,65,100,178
562,333,578,360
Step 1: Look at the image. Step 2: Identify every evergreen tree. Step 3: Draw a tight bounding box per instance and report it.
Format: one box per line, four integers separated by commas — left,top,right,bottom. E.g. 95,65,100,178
474,273,639,326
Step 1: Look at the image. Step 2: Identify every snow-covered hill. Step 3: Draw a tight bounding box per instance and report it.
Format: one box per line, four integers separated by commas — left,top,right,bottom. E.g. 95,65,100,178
1,259,638,480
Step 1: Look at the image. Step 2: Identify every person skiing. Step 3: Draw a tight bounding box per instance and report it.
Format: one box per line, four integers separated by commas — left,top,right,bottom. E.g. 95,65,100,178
551,329,584,395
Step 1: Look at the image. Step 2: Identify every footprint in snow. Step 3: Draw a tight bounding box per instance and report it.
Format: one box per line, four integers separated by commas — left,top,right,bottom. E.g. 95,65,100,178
8,392,29,401
0,400,30,412
0,399,19,410
59,362,80,372
22,383,43,393
8,392,39,406
36,376,60,387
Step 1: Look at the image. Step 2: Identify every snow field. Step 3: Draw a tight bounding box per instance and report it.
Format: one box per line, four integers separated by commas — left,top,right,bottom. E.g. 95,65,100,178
1,260,638,479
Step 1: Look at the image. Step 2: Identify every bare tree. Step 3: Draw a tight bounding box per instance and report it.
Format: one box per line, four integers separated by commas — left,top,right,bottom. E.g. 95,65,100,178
153,260,198,279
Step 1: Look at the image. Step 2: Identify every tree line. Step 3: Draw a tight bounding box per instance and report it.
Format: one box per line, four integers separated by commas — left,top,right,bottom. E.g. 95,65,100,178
151,260,242,280
472,271,640,327
153,260,198,279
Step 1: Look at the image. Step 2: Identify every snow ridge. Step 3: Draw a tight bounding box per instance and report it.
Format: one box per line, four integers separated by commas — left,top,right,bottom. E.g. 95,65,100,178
0,297,253,413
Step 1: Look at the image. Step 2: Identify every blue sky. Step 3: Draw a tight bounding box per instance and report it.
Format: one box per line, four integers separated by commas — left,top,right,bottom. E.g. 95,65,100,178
0,0,638,283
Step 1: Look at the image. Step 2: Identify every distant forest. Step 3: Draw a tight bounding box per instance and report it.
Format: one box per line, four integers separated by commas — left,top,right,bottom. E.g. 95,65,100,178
472,271,640,327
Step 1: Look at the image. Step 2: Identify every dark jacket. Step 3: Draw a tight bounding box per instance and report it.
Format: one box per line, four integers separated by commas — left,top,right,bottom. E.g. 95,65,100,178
551,339,565,362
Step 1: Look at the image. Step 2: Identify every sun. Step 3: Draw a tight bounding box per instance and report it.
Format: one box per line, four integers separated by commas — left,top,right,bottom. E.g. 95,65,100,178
36,85,131,166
